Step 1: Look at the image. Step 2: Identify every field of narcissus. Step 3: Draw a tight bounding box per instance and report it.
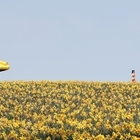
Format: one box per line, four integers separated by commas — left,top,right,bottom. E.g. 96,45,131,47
1,81,140,140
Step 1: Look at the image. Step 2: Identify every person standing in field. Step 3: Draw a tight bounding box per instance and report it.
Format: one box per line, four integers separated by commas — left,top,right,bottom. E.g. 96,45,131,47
131,70,136,82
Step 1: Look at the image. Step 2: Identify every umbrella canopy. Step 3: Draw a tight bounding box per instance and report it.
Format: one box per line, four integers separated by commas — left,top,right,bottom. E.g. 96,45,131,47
0,60,10,72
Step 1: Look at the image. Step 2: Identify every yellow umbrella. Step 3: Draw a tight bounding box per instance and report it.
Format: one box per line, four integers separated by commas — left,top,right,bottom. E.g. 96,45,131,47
0,60,10,72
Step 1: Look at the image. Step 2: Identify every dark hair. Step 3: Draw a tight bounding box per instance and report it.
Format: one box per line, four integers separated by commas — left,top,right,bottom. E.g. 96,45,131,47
132,70,135,73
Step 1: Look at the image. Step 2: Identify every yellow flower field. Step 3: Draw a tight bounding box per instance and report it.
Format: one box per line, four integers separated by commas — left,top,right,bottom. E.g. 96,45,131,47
0,81,140,139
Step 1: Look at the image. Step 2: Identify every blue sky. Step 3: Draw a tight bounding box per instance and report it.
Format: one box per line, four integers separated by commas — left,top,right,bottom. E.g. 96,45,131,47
0,1,140,81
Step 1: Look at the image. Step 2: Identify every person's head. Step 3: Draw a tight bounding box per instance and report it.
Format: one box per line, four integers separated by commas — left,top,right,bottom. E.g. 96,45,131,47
132,70,135,73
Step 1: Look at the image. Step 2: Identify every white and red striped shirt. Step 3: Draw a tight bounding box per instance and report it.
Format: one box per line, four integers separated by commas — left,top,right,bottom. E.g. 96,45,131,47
131,73,135,81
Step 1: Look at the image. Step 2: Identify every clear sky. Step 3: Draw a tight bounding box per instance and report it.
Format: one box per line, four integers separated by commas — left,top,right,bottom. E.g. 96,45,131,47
0,1,140,82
